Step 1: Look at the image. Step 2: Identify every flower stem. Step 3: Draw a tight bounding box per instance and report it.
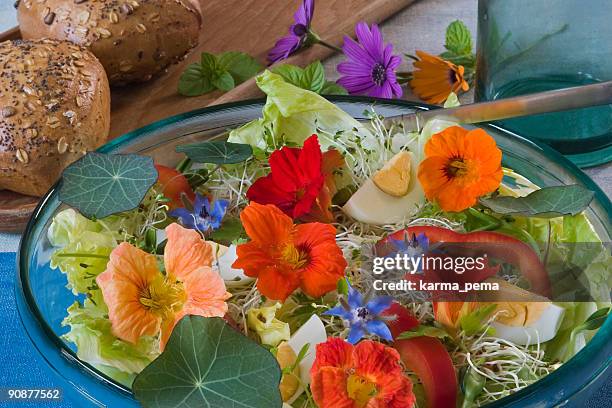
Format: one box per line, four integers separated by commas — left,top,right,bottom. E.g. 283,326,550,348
317,39,343,53
307,30,342,53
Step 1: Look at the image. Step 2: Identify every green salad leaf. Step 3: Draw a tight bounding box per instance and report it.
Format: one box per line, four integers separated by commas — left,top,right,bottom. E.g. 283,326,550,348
176,140,253,164
62,300,159,377
459,304,497,336
480,185,595,218
47,208,103,248
444,20,473,57
397,325,450,340
59,153,158,220
133,316,282,408
272,61,347,95
50,230,115,295
178,51,262,96
228,70,368,152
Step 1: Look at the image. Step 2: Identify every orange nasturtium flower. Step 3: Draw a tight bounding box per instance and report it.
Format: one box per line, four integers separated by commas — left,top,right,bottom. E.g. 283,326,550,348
417,126,503,212
96,223,231,350
410,50,469,104
232,202,347,301
311,338,416,408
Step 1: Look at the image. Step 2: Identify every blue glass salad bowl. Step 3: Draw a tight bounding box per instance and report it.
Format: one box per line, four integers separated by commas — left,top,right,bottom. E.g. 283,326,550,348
16,97,611,407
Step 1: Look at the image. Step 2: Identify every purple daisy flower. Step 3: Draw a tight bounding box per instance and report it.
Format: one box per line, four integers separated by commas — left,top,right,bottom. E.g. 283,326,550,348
267,0,315,63
337,22,403,99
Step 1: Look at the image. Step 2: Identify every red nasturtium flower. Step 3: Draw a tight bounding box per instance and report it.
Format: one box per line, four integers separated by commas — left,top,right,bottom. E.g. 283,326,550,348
232,202,347,301
311,338,416,408
246,134,343,223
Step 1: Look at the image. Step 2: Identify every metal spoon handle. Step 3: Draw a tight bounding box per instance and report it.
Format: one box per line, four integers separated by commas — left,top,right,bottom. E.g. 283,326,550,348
386,80,612,132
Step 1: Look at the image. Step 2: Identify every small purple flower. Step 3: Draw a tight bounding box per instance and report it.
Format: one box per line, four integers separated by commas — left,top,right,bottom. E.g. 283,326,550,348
268,0,315,63
169,194,229,233
324,279,393,344
337,22,403,99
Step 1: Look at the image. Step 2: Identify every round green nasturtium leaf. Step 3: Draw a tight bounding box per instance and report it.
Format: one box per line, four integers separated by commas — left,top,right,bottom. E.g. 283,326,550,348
133,316,283,408
59,152,158,220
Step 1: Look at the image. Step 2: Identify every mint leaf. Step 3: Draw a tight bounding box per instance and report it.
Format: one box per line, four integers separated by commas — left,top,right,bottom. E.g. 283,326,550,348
321,81,348,95
179,51,261,96
397,325,450,340
445,20,473,56
271,64,304,86
201,52,219,72
59,152,158,219
271,61,347,95
459,304,497,336
218,51,263,83
300,61,326,93
176,140,253,164
133,316,282,408
212,70,235,91
480,185,595,218
178,63,215,96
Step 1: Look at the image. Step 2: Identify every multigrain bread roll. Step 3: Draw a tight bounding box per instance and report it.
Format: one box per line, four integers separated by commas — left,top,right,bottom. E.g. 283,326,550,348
17,0,202,85
0,39,110,197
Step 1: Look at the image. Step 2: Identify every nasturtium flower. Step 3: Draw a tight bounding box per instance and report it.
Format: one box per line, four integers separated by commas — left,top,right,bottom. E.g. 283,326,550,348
311,338,416,408
169,193,229,233
417,126,503,212
96,223,231,350
324,280,393,344
410,50,469,104
247,303,291,347
268,0,315,63
246,134,343,223
232,202,347,301
337,22,403,99
62,299,158,377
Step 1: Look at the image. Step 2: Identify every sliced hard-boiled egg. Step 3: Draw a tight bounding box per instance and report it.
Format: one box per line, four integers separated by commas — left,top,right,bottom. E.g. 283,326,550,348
276,342,300,402
342,151,425,225
285,315,327,404
210,243,252,284
372,151,412,197
484,279,565,345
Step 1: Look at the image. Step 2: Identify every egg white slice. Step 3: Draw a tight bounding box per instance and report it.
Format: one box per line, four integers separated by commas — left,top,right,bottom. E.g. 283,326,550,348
492,303,565,346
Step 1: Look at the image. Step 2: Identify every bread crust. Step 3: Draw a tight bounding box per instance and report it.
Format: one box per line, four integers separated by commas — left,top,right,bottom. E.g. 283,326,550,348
0,39,110,197
17,0,201,85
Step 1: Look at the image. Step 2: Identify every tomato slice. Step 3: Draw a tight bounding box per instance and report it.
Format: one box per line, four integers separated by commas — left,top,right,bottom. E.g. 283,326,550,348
154,165,195,209
379,225,552,298
383,302,458,408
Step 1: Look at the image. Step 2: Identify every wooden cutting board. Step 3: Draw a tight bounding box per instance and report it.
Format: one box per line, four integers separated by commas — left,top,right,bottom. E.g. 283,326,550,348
0,0,416,232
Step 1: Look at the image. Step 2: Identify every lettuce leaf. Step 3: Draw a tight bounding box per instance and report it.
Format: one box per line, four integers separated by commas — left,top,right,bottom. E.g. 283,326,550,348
50,231,115,295
228,71,368,152
48,209,103,247
62,300,159,376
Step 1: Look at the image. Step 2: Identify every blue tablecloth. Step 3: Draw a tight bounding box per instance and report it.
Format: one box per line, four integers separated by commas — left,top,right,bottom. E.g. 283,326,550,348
1,251,609,408
0,252,72,408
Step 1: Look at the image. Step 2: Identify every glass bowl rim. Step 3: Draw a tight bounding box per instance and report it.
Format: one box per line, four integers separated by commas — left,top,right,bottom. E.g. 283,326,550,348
16,96,612,404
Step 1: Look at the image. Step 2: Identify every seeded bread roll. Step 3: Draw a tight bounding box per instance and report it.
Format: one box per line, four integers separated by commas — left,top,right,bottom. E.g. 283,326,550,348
0,39,110,197
17,0,201,85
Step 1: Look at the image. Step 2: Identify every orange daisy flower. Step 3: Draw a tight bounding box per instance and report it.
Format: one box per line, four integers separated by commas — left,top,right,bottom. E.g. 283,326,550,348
96,223,231,350
311,338,416,408
410,50,469,104
232,202,347,301
417,126,503,212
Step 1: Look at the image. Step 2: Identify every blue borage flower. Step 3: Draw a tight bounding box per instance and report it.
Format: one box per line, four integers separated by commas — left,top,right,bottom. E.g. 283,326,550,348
169,193,229,233
388,232,429,256
324,279,393,344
